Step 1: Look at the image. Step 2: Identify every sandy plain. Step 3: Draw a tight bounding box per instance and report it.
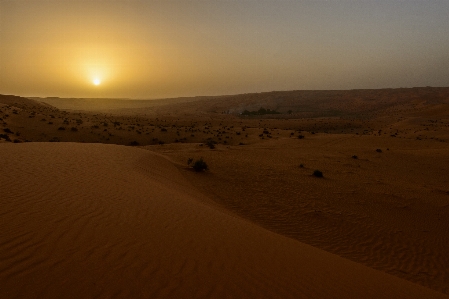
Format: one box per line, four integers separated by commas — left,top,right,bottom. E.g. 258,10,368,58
1,87,449,298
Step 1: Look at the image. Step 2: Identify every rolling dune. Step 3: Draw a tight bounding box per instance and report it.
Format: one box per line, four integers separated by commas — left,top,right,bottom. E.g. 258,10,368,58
1,142,447,298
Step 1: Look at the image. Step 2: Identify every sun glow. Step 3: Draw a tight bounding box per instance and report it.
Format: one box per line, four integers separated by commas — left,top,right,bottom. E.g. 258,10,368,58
93,78,101,86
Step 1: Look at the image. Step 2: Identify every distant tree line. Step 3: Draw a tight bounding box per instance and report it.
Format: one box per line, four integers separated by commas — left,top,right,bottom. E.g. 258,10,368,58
241,107,280,116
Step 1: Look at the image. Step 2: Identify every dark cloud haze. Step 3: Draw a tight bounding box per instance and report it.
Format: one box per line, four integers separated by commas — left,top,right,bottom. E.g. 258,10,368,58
1,0,448,98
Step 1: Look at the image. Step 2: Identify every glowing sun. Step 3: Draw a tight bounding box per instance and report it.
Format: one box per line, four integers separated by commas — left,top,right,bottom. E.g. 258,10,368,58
93,78,101,86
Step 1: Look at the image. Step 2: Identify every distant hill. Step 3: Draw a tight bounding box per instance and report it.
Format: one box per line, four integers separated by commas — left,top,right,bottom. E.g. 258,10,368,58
28,87,449,117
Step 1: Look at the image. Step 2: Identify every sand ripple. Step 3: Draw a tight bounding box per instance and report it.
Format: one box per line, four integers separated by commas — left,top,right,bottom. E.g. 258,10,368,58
0,143,447,298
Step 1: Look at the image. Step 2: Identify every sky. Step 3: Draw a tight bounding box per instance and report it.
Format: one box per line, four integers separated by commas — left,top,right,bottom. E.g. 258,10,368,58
1,0,448,99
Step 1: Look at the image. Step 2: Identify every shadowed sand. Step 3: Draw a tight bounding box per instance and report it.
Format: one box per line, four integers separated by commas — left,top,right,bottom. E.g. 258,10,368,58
1,142,447,299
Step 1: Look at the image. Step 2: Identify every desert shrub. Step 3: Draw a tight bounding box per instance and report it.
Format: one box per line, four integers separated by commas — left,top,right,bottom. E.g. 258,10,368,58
192,158,208,172
206,140,216,149
241,107,280,116
299,163,304,168
298,135,305,139
352,155,358,159
187,158,193,165
3,128,13,134
58,127,66,130
130,141,140,146
71,127,78,132
376,149,382,153
313,170,323,178
0,134,11,141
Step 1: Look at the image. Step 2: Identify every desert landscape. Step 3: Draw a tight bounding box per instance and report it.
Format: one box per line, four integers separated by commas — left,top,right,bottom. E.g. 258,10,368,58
2,0,449,297
1,87,449,298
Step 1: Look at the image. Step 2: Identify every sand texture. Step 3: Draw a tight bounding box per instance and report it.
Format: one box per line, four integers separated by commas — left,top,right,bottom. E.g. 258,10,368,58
1,142,447,299
153,135,449,293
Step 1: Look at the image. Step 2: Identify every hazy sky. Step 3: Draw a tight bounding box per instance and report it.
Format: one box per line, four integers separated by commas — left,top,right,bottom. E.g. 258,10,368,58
1,1,448,99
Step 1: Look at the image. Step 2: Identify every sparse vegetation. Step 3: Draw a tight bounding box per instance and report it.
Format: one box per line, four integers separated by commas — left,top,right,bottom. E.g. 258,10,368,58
192,158,208,172
313,170,323,178
241,107,280,116
206,139,216,149
0,134,11,141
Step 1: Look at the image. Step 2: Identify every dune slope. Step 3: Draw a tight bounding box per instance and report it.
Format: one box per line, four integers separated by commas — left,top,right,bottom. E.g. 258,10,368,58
0,143,447,299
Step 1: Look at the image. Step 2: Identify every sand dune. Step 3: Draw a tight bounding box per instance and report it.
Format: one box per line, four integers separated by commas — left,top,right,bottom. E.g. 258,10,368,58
154,135,449,293
1,142,447,298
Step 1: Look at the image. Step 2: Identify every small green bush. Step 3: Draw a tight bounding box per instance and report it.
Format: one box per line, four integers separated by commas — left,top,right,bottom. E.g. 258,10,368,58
0,134,11,142
192,158,208,172
206,140,216,149
313,170,323,178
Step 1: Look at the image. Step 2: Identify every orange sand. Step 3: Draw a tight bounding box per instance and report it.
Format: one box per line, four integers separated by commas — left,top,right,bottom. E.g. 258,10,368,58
1,142,447,298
